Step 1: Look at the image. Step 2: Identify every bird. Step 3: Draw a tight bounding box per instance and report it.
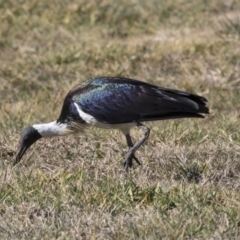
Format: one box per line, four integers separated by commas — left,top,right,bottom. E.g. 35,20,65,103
14,77,209,171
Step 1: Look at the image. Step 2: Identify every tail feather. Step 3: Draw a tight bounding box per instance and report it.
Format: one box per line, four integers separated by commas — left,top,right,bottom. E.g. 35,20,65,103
159,88,209,114
140,88,209,122
179,92,209,114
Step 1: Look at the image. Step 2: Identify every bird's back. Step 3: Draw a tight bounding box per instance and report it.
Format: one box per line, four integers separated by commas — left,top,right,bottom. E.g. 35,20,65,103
58,77,209,124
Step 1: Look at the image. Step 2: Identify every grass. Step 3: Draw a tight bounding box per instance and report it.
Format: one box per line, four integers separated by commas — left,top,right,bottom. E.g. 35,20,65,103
1,0,240,238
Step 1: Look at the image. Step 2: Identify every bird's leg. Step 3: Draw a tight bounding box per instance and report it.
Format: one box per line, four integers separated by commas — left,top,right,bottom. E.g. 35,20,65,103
123,123,150,171
124,134,142,168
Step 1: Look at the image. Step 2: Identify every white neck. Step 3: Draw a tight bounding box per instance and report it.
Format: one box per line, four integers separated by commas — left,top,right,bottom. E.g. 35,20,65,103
33,121,70,138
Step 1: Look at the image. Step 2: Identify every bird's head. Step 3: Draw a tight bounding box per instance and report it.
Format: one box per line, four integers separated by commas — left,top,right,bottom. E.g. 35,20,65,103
14,126,42,166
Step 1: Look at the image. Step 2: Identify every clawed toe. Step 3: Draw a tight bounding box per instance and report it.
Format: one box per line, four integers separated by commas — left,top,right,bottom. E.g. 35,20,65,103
123,154,141,171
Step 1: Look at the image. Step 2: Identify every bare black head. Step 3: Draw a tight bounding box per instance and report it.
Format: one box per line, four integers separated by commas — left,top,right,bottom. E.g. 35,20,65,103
14,126,42,166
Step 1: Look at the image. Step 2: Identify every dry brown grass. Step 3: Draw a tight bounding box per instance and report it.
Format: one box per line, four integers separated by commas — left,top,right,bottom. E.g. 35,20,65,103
1,0,240,239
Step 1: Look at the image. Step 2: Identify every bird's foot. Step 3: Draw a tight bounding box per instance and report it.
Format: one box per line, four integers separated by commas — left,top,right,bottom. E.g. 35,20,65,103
123,154,142,171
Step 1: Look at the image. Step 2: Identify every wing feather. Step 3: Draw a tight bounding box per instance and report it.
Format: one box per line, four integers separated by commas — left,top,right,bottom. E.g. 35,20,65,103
71,77,208,124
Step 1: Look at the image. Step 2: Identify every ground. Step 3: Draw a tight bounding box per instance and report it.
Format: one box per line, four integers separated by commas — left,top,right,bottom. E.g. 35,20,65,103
1,0,240,239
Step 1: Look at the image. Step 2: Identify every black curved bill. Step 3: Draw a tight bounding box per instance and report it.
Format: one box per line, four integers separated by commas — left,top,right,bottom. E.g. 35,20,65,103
14,144,29,166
